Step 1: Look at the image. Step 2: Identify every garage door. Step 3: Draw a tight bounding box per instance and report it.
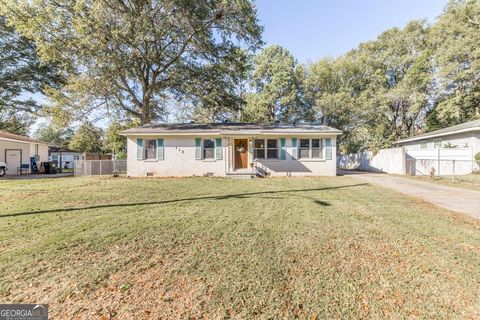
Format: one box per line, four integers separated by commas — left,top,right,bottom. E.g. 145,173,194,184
6,150,21,174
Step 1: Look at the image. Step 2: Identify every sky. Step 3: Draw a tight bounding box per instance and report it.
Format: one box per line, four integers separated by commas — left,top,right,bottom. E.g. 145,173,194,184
255,0,448,63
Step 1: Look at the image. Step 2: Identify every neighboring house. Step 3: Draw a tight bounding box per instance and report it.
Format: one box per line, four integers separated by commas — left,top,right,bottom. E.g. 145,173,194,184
395,119,480,154
49,147,84,169
121,123,342,177
0,131,48,174
395,119,480,175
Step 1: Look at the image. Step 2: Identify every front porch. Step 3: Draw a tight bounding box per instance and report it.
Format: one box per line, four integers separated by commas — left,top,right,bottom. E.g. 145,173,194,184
224,137,257,176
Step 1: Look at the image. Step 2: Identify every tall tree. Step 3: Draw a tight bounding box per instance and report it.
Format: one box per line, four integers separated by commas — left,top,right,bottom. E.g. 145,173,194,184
177,48,253,122
305,21,432,152
305,55,370,153
0,16,62,133
243,45,307,122
104,121,137,159
428,0,480,128
2,0,262,125
69,123,104,153
34,123,74,148
355,20,433,148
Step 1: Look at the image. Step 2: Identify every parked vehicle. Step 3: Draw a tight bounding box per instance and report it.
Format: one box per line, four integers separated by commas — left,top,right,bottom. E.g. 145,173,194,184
0,161,7,177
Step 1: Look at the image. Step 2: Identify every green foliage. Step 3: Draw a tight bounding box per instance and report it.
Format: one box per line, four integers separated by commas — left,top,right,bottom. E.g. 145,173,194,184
243,45,309,122
34,123,74,148
0,114,34,135
303,21,432,152
475,152,480,161
305,55,369,153
104,121,137,156
178,48,253,122
429,0,480,125
1,0,262,125
114,150,127,160
69,122,104,153
3,0,479,156
0,16,63,133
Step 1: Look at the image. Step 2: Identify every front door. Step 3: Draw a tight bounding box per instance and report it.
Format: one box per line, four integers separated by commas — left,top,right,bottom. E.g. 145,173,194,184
234,139,248,169
6,150,21,174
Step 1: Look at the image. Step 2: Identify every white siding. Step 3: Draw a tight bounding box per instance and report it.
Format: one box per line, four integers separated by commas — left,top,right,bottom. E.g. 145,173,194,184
0,139,48,174
254,136,337,177
127,136,226,177
400,132,480,154
126,135,337,177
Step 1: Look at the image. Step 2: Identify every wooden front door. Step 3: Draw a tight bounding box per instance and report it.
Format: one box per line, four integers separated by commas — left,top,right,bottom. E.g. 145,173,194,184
234,139,248,169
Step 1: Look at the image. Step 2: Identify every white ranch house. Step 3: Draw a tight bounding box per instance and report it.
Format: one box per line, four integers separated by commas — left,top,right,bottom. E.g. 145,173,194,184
121,123,341,177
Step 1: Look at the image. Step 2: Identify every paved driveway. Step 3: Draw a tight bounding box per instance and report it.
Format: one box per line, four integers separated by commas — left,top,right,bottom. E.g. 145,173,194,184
344,171,480,218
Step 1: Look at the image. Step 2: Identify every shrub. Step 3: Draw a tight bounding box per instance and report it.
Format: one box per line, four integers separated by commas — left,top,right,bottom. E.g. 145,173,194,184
475,152,480,162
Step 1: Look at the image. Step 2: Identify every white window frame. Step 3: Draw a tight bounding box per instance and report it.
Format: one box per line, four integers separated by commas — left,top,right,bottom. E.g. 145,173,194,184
254,139,266,159
433,139,442,149
266,139,279,159
420,142,428,149
253,139,278,160
144,139,158,160
299,138,324,159
202,139,215,160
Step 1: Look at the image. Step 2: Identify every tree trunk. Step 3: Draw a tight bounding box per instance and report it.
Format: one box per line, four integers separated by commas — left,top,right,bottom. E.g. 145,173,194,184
141,96,151,125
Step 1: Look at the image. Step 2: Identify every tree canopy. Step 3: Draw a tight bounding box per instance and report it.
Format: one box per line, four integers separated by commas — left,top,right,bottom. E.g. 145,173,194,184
69,122,104,153
243,45,307,122
0,15,62,134
2,0,479,154
427,0,480,128
34,123,74,148
1,0,262,125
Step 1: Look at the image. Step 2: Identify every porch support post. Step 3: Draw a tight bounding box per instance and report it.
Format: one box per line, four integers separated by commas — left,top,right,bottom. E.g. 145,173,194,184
249,137,254,173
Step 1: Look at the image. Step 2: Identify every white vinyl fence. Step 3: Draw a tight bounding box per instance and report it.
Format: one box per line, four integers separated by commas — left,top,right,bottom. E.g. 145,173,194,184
406,148,475,176
338,146,478,177
337,147,406,174
74,160,127,177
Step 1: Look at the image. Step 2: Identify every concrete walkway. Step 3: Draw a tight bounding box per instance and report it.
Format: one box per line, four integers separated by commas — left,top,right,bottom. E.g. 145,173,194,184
343,171,480,218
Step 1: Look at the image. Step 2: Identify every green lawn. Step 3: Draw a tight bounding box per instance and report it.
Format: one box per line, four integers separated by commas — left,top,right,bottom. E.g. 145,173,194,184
404,174,480,192
1,176,480,319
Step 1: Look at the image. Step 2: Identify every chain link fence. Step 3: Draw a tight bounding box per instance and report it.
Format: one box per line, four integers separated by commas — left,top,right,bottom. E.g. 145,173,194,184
406,159,480,184
74,160,127,177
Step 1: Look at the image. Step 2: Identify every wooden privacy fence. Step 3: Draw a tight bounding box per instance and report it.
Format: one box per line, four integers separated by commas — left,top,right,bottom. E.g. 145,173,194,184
74,160,127,177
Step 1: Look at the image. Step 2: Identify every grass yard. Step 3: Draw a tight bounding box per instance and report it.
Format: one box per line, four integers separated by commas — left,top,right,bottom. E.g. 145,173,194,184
404,174,480,192
1,176,480,319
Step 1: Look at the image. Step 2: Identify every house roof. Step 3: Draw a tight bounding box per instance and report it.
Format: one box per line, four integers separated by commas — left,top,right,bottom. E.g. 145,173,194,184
49,146,81,153
121,122,342,136
0,130,47,145
396,119,480,144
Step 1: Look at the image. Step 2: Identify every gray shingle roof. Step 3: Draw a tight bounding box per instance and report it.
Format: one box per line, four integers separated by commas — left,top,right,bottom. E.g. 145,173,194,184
121,122,342,135
396,119,480,143
0,130,47,144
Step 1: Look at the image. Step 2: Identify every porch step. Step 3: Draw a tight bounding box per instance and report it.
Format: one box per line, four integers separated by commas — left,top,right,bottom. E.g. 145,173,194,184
226,172,258,179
